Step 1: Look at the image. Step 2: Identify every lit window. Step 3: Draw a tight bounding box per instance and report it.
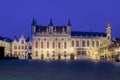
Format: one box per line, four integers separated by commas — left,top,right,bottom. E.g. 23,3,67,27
41,42,43,48
58,42,61,49
47,42,49,48
87,41,90,47
64,42,67,49
92,41,95,47
29,46,32,49
22,46,24,49
35,51,38,57
53,42,55,48
96,41,99,47
21,40,24,44
76,40,79,47
35,42,38,48
82,40,85,47
14,46,17,49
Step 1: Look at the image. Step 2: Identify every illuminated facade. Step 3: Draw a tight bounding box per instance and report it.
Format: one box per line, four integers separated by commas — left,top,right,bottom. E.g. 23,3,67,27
0,36,12,57
31,19,111,60
12,34,32,59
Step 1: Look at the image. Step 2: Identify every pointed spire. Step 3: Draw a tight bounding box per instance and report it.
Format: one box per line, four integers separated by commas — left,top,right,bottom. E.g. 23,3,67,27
106,21,110,28
67,18,71,26
49,18,53,26
21,33,24,38
32,18,36,26
14,36,17,41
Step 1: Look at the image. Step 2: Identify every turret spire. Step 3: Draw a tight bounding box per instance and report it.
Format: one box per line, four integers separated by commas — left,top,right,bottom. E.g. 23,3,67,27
49,18,53,26
67,18,71,26
106,21,110,28
32,18,36,26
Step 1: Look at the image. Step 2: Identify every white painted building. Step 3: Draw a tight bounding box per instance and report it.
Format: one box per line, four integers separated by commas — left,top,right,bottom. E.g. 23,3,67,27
12,34,32,59
31,19,111,60
0,36,12,57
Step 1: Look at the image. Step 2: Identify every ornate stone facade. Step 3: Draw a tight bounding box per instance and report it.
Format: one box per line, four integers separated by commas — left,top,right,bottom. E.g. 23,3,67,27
12,34,32,59
31,19,111,60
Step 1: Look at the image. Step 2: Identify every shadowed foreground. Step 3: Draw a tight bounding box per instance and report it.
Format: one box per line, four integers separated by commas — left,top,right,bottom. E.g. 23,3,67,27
0,60,120,80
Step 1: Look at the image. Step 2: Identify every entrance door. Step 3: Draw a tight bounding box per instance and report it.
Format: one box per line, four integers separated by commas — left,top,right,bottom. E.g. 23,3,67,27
58,54,61,60
41,54,44,60
70,54,74,60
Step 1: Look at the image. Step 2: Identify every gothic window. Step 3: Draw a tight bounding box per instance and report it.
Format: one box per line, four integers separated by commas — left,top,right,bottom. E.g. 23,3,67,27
14,45,17,49
92,41,95,47
71,41,74,47
87,41,90,47
64,42,67,49
76,40,79,47
21,40,24,44
53,42,55,49
82,40,85,47
58,42,61,49
41,42,43,48
14,51,17,55
96,41,99,47
25,46,27,49
29,46,32,49
47,42,49,48
18,46,20,49
35,42,38,48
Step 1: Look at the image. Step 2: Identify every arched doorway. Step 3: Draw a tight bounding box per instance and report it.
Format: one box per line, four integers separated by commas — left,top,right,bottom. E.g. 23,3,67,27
58,54,61,60
41,54,44,60
70,54,75,60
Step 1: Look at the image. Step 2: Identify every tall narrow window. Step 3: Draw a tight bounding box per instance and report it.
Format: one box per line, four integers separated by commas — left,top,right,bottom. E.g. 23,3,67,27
41,42,43,48
64,42,67,49
35,51,38,57
87,41,90,47
96,41,99,47
14,45,17,49
53,42,55,49
92,41,95,47
76,40,79,47
35,42,38,48
47,42,49,48
72,41,74,47
82,40,85,47
58,42,61,49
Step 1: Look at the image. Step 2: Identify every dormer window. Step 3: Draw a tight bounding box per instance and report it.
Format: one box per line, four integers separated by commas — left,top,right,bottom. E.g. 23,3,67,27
54,26,56,31
46,27,48,31
21,40,24,44
62,27,64,31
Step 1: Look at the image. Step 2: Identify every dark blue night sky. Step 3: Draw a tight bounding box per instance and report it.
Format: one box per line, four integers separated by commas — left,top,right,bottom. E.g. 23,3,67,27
0,0,120,39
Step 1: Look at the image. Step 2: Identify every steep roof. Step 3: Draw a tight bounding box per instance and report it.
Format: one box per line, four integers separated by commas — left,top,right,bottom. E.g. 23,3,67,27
71,31,106,37
0,36,12,42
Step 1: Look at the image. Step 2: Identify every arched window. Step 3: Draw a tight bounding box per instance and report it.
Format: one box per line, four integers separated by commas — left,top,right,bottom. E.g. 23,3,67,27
92,41,95,47
14,45,17,49
58,42,61,49
41,42,43,48
87,41,90,47
71,41,74,47
96,41,99,47
82,40,85,47
76,40,79,47
35,42,38,48
53,42,55,48
64,42,67,49
47,42,49,48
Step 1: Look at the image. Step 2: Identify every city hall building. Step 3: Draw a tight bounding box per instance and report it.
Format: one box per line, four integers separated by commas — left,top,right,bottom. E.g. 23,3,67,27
31,19,111,60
